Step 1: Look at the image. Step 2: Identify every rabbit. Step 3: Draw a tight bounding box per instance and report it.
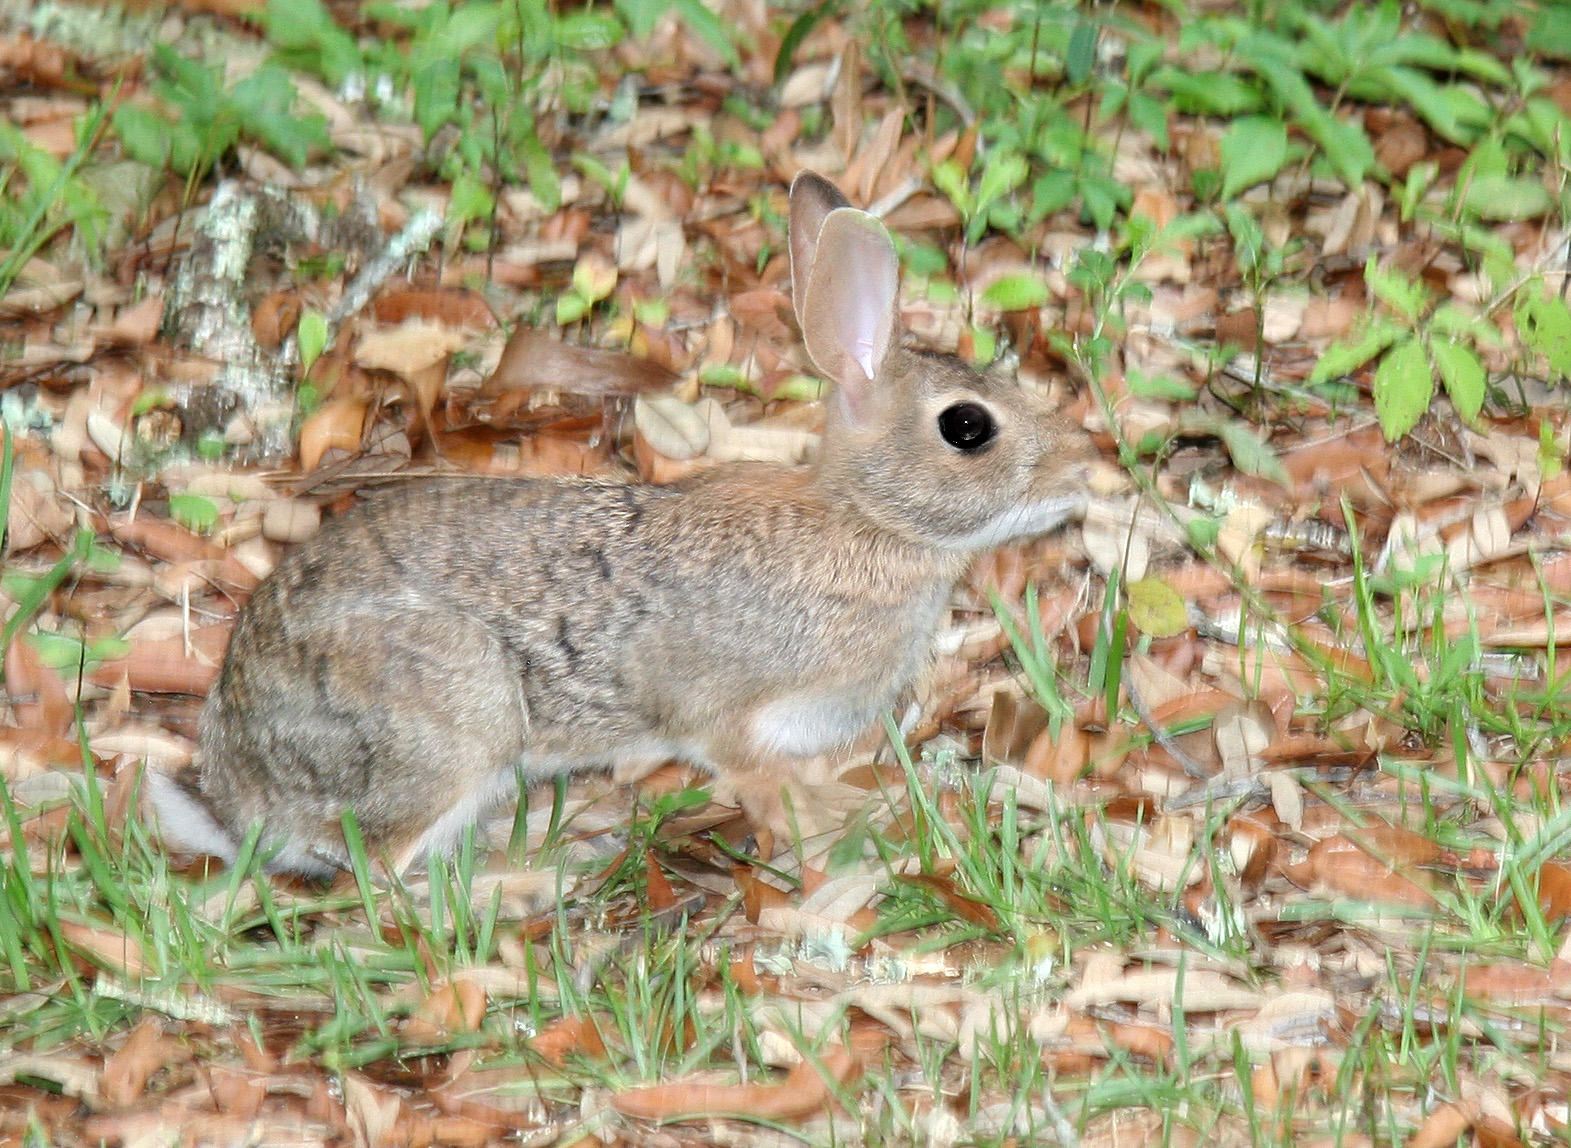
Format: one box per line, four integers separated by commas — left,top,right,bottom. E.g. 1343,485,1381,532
147,171,1096,878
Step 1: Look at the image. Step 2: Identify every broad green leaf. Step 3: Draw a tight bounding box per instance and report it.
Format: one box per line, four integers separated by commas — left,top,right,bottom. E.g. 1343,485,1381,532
967,325,997,366
1078,174,1125,232
1540,420,1564,480
297,309,328,373
27,633,130,672
1186,517,1221,550
1430,339,1485,423
1363,66,1469,143
980,274,1049,312
262,0,363,85
1304,111,1376,188
772,3,834,82
111,106,173,167
169,494,220,535
84,541,121,574
1516,289,1571,378
572,256,617,304
448,170,493,227
1529,3,1571,59
1364,255,1431,323
1458,173,1554,221
430,3,504,56
1216,422,1289,486
931,159,973,218
1127,90,1169,150
1152,68,1263,116
1398,160,1439,221
1372,337,1433,441
671,0,739,66
555,291,589,326
232,66,330,168
1219,117,1288,199
1449,46,1514,87
522,135,562,214
1127,370,1197,401
554,11,622,50
1507,99,1571,161
1308,317,1402,385
975,153,1028,213
1430,301,1500,345
1248,55,1375,187
1067,18,1097,85
1127,578,1189,639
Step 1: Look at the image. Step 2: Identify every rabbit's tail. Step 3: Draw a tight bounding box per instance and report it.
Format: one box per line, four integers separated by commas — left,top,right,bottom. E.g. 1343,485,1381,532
142,764,240,865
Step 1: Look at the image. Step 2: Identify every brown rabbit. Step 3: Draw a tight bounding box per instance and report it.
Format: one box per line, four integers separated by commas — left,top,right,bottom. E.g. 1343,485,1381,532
148,171,1095,877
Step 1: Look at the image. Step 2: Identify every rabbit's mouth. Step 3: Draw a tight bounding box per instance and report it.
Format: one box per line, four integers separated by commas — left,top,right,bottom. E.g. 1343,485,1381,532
931,490,1089,553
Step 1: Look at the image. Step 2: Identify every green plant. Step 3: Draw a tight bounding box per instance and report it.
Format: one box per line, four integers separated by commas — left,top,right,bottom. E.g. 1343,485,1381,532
112,45,330,190
0,105,112,295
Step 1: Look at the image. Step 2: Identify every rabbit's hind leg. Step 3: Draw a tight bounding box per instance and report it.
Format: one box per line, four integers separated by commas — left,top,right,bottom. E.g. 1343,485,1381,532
201,606,529,876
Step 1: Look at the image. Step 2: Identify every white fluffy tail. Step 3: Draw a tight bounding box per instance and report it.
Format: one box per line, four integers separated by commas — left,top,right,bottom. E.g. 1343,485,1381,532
142,767,239,865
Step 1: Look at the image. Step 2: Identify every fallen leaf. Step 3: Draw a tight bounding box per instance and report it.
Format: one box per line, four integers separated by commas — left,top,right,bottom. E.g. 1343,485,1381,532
611,1040,868,1122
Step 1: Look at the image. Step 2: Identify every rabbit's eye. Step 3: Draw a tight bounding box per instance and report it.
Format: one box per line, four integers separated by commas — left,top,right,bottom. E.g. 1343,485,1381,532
938,402,996,451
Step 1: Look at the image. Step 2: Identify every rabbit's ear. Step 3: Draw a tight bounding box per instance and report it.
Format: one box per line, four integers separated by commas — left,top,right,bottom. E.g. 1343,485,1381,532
800,207,898,423
789,171,852,324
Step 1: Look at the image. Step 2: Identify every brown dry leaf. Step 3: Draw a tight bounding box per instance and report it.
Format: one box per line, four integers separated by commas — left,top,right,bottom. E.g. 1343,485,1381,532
0,1050,103,1105
200,1063,268,1118
399,360,448,430
1474,1116,1528,1148
736,864,794,924
261,498,321,543
634,392,709,460
893,873,1001,930
529,1014,608,1066
102,1016,186,1107
1405,1099,1479,1148
482,328,674,400
7,637,74,738
55,920,152,978
1228,811,1279,888
1022,719,1091,784
403,978,487,1044
1212,699,1276,776
981,689,1048,767
0,729,84,781
1457,960,1571,1004
644,850,678,913
297,396,369,472
354,318,468,375
373,288,494,328
252,290,302,349
9,465,75,552
98,294,165,345
1065,966,1263,1012
610,1039,870,1122
89,623,230,695
1539,862,1571,921
1299,823,1440,907
343,1073,404,1148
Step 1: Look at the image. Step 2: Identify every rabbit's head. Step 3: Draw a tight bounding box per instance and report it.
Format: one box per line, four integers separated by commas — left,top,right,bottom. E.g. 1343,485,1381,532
789,171,1093,554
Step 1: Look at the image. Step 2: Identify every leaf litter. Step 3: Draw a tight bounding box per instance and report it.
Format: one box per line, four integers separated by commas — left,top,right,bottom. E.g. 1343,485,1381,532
4,1,1571,1146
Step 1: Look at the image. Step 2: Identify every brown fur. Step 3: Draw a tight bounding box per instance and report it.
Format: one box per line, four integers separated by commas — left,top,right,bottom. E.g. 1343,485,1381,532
151,172,1094,876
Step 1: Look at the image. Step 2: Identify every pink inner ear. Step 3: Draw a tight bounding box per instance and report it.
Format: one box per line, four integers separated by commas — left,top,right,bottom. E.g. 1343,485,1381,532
801,208,898,409
788,172,852,326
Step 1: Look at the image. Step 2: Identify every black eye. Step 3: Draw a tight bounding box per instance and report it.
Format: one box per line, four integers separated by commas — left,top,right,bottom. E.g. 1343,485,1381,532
937,402,996,451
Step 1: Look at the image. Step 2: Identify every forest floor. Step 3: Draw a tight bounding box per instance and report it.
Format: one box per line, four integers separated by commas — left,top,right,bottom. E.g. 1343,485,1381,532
4,1,1571,1145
